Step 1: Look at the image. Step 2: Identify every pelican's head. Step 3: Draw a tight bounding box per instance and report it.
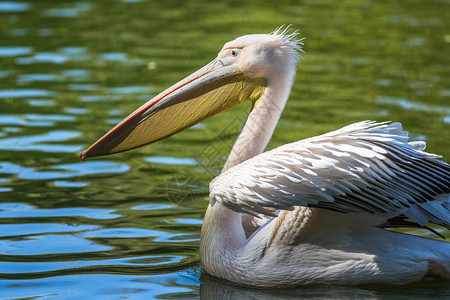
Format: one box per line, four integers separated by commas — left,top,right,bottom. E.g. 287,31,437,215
219,30,302,81
80,28,302,160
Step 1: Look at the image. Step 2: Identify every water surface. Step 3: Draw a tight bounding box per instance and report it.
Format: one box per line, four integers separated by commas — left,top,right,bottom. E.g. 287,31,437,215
0,0,449,298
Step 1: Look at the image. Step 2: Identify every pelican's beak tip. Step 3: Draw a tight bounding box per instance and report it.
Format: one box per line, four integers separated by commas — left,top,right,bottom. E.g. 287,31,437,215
79,151,87,162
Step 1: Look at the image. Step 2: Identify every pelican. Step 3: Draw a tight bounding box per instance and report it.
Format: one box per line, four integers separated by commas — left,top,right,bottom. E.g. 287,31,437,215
81,28,450,286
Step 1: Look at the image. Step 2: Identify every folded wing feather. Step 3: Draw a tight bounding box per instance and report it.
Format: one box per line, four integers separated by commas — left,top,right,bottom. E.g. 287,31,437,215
210,121,450,228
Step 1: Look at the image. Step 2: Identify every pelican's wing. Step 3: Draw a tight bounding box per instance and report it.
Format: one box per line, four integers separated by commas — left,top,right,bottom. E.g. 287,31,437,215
210,121,450,227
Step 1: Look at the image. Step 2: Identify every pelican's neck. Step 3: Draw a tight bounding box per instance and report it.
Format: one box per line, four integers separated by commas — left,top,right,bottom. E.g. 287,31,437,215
200,71,295,275
223,74,294,171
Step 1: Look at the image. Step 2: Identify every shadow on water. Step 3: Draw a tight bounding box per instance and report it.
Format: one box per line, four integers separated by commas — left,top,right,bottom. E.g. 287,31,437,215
0,0,449,298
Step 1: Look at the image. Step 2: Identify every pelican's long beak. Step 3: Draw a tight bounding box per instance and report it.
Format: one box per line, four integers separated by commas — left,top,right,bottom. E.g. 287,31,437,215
80,59,265,160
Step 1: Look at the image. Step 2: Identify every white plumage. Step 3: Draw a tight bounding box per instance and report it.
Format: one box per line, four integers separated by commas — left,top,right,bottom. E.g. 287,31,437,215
210,121,450,229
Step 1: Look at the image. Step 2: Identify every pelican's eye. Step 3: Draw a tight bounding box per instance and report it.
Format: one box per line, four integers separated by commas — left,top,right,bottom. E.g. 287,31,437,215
218,48,239,65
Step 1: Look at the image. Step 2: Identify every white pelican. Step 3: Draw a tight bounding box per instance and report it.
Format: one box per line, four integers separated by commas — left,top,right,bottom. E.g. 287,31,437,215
81,28,450,286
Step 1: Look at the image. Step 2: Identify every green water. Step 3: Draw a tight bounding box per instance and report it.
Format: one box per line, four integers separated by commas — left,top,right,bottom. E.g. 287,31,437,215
0,0,449,298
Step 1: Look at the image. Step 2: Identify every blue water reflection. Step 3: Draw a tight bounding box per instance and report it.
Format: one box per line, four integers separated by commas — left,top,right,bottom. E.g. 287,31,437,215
99,53,128,61
131,203,174,210
17,73,61,84
16,52,69,64
2,127,21,133
38,28,52,36
10,28,27,36
0,2,30,13
375,96,450,115
0,130,81,152
68,84,98,91
0,234,112,255
105,86,153,94
174,218,203,225
0,89,55,98
145,156,197,165
64,107,89,115
61,69,91,81
0,161,129,180
26,99,55,107
0,223,98,237
0,46,32,57
0,255,185,274
53,180,89,187
83,227,169,239
0,203,120,219
81,95,122,102
42,3,91,18
0,274,198,299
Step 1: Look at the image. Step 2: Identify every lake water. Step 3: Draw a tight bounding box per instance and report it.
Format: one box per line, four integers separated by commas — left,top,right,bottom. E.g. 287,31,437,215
0,0,449,299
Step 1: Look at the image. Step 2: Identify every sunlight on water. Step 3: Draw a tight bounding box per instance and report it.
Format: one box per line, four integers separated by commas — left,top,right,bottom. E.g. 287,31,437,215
0,0,448,298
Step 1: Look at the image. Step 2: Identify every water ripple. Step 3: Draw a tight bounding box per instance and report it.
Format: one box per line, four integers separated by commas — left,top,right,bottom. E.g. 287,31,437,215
43,3,91,18
61,69,91,81
64,107,89,114
25,114,76,122
145,156,197,166
38,28,52,36
375,96,450,115
0,234,112,255
131,204,173,210
105,86,153,94
0,223,98,237
10,28,27,36
0,46,32,57
68,84,98,91
99,52,128,61
0,161,129,180
81,95,122,102
0,130,82,152
26,99,55,107
17,73,61,84
53,180,89,188
0,255,184,274
16,52,69,64
0,2,30,13
0,89,55,98
0,115,54,127
174,218,203,225
0,274,197,299
0,203,120,220
83,227,199,243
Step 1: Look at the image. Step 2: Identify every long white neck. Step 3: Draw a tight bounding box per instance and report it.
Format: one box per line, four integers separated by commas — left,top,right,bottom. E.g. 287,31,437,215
223,74,294,171
200,70,295,276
